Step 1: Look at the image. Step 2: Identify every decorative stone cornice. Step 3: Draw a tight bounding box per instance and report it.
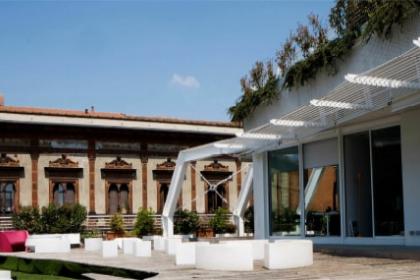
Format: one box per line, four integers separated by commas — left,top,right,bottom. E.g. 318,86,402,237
49,154,79,168
156,158,176,170
105,156,132,169
204,160,228,172
0,153,20,167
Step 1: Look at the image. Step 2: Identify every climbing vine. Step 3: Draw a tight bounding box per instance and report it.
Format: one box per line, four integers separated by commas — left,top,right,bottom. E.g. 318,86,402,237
228,0,420,122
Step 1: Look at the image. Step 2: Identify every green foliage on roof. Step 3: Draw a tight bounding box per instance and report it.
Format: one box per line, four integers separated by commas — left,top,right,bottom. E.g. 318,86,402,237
228,0,420,122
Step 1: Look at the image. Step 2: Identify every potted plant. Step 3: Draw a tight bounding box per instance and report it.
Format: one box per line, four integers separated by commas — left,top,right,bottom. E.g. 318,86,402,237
134,208,155,237
209,207,236,238
174,209,200,240
107,212,125,240
244,206,254,236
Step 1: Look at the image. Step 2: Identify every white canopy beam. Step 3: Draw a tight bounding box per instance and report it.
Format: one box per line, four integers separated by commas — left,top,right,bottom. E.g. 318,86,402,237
345,74,420,89
413,37,420,47
232,164,253,237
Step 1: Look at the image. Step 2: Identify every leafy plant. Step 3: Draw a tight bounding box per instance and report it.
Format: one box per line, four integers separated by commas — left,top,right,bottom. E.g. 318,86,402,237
228,61,278,122
244,206,254,234
174,209,200,235
12,204,87,234
81,230,101,240
209,207,235,234
12,206,43,234
134,208,155,237
109,212,125,233
41,204,87,234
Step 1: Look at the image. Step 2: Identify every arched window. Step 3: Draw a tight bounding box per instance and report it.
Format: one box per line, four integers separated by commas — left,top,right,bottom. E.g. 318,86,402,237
207,184,226,213
53,182,76,207
0,182,16,214
107,183,131,214
159,183,169,214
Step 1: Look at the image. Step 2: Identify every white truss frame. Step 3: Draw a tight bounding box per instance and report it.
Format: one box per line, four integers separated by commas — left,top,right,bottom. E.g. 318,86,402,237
162,37,420,237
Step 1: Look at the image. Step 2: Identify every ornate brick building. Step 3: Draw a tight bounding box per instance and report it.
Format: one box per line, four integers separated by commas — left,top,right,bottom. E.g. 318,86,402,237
0,99,248,228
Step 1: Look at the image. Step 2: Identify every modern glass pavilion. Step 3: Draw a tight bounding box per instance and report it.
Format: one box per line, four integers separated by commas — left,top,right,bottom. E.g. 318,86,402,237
164,29,420,246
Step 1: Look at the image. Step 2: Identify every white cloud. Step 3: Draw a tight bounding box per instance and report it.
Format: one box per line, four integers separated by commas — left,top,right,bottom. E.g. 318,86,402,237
170,74,200,89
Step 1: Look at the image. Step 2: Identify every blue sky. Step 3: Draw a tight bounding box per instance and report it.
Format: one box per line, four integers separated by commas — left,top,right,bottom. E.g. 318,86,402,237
0,1,333,122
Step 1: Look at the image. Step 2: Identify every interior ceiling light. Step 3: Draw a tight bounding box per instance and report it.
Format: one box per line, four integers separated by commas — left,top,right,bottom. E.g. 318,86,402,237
236,132,281,140
345,74,420,89
413,37,420,47
310,99,373,110
214,143,244,149
270,119,325,128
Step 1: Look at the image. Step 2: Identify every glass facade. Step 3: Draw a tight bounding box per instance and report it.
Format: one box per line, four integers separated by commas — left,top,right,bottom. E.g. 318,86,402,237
304,166,340,236
268,147,300,236
268,126,404,238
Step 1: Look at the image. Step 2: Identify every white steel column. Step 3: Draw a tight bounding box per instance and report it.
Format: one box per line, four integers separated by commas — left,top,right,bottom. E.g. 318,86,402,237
253,152,269,239
233,164,253,237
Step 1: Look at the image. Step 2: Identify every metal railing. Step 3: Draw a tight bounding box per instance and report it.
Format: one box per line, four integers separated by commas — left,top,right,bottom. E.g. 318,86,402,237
0,216,13,231
0,213,233,232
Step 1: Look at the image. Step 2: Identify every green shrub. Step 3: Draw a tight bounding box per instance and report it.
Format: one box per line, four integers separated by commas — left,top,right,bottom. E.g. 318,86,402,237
109,212,125,233
209,208,235,234
174,209,200,235
12,204,87,234
12,206,43,234
134,208,155,237
244,206,254,234
81,230,101,240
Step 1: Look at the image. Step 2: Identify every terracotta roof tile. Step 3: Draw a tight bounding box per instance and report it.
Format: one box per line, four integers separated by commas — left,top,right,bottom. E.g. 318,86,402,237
0,105,242,128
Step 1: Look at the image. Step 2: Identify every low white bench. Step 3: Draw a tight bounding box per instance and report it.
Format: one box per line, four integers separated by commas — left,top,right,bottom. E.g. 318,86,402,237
102,240,118,258
26,235,71,253
153,236,166,251
134,239,152,257
122,238,140,255
264,240,313,269
165,237,183,255
30,234,80,246
221,239,268,260
196,243,253,271
175,241,209,266
84,238,102,251
142,235,161,250
0,270,12,280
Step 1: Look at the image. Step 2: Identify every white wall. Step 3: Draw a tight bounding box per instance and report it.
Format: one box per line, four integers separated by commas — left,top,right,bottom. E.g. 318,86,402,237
401,108,420,246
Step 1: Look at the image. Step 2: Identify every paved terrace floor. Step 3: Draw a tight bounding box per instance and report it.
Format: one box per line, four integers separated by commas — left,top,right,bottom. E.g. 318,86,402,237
2,248,420,280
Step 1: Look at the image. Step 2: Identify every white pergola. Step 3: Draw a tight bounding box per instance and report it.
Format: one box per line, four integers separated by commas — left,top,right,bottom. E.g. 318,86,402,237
162,37,420,237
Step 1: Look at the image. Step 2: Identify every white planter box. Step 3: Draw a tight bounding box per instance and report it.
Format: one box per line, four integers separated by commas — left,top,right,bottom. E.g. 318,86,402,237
142,235,160,249
134,240,152,257
0,270,12,280
84,238,103,251
102,240,118,258
175,241,209,266
165,238,183,255
122,238,139,255
153,236,166,251
30,234,80,246
264,240,313,269
196,243,253,271
64,233,80,246
26,236,71,253
221,239,268,260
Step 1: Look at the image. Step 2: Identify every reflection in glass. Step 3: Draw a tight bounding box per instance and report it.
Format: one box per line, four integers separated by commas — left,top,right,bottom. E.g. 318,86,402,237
344,132,373,237
304,166,340,236
371,126,404,236
269,147,300,236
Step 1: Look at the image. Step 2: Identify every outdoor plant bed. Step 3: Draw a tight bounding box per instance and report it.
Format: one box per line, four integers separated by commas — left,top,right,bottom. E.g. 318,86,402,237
0,255,158,279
